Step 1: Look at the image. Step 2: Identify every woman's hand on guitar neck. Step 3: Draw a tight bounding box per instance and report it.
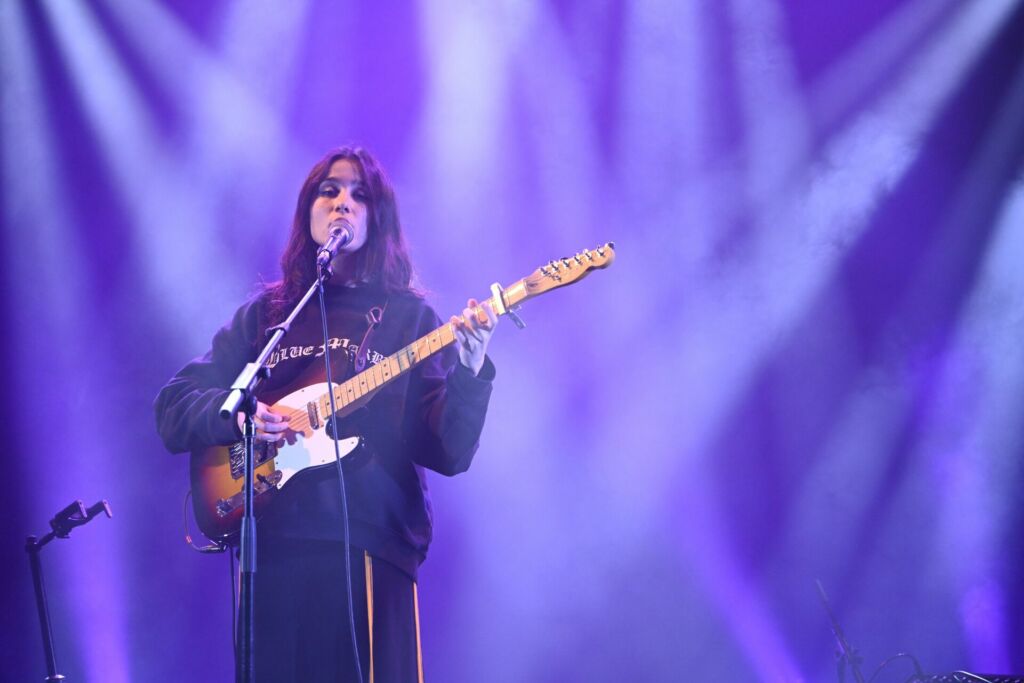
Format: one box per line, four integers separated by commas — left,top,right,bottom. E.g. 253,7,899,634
236,401,291,442
451,298,499,376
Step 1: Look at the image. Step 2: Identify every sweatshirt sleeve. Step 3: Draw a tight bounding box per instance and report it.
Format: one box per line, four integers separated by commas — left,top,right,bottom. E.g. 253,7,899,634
404,305,495,476
153,298,261,453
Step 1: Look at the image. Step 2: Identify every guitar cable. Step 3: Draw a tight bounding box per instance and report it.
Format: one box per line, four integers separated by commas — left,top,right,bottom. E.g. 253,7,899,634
229,543,238,662
180,491,237,663
182,490,229,554
180,490,238,660
316,277,366,683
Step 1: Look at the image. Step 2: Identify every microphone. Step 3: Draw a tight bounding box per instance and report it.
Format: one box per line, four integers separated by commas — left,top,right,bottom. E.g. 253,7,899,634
316,222,354,271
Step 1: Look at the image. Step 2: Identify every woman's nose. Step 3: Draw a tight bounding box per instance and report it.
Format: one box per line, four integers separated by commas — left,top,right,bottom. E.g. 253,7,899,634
334,191,352,214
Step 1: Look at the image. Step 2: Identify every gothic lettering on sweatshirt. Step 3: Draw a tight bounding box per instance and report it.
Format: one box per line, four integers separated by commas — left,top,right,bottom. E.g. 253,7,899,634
265,337,384,370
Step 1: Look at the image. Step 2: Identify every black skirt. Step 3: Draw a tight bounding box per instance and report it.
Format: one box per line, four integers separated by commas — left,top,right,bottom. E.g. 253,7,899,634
251,537,423,682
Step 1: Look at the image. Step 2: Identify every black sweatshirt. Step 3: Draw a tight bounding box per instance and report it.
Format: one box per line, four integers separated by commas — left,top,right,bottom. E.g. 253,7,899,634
154,283,494,578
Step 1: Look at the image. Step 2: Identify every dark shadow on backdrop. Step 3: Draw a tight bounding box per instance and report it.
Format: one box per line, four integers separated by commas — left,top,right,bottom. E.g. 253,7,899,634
670,3,1024,673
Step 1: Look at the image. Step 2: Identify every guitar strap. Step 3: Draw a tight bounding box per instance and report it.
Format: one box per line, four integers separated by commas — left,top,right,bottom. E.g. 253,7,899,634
352,296,389,375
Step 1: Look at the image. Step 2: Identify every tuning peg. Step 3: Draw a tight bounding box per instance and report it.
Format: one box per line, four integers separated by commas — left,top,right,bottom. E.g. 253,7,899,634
573,253,583,264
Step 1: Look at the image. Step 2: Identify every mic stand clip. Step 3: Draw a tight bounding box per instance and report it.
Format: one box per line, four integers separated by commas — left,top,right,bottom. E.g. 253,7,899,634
26,499,112,682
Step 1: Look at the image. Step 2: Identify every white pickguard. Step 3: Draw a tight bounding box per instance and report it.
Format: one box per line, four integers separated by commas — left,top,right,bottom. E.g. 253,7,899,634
269,382,361,489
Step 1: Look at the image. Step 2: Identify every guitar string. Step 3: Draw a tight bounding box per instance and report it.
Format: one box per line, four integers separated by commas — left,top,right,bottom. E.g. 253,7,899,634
267,310,489,438
258,257,604,442
285,253,595,434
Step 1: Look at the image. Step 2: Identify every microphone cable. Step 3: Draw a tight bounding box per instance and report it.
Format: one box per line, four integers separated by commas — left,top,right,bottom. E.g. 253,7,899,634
316,272,366,683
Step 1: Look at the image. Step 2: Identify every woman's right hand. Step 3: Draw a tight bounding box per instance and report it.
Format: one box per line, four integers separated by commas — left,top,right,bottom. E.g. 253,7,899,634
237,401,290,442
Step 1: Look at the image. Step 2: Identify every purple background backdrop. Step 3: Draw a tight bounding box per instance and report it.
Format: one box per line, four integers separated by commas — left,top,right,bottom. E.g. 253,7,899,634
3,0,1024,680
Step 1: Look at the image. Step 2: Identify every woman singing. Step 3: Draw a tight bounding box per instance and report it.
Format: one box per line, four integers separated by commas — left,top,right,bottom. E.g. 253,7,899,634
155,146,498,681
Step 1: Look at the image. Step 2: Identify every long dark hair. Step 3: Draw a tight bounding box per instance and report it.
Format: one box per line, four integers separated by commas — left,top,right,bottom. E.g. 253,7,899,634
264,146,417,321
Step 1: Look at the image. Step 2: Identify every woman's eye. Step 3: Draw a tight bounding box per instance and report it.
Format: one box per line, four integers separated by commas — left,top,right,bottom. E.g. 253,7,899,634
352,189,368,201
317,181,338,197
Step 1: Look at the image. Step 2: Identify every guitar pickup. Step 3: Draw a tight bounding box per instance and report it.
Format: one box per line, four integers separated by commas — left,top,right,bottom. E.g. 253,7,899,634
214,470,283,517
229,442,278,480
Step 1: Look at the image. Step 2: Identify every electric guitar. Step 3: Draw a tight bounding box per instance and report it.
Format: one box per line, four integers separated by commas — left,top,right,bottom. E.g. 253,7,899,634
190,243,616,543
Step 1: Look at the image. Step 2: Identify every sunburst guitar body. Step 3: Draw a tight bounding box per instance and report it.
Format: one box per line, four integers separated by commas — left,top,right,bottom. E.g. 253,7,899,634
190,382,371,543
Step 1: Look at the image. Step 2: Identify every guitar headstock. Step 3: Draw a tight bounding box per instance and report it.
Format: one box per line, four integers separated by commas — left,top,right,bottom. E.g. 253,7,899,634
522,242,615,298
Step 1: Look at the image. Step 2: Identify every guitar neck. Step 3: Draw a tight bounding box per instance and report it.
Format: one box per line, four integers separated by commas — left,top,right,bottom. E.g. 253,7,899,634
313,242,614,417
315,288,515,417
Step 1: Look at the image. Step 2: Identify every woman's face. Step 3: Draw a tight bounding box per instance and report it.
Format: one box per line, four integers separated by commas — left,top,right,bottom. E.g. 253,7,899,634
309,158,370,254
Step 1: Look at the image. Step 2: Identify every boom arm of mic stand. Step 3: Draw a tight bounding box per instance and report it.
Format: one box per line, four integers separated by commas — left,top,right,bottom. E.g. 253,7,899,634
218,270,331,420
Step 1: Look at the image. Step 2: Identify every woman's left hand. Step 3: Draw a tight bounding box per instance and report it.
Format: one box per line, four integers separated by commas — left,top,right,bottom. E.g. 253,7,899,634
451,298,499,376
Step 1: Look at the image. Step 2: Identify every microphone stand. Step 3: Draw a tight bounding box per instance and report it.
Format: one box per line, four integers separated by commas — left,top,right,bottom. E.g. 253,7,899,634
220,263,336,683
816,580,866,683
26,499,112,682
